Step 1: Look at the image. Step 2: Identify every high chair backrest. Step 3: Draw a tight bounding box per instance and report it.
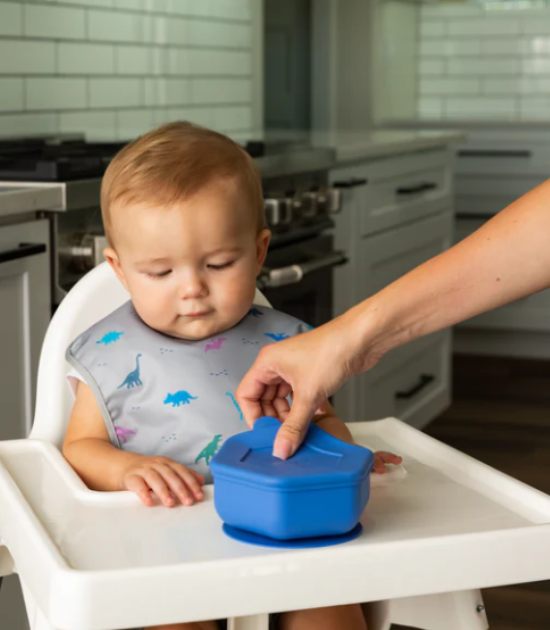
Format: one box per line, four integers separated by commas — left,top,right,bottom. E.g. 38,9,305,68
30,262,271,447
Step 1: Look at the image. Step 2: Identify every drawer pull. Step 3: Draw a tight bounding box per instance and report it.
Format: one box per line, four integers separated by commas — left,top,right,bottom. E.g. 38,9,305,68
396,182,437,196
457,150,532,159
395,374,435,399
333,178,368,188
0,242,46,265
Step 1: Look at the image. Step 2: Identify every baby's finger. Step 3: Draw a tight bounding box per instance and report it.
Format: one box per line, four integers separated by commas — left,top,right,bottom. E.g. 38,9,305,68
124,474,154,506
168,463,204,503
143,469,175,507
189,468,206,485
377,451,403,465
260,384,278,418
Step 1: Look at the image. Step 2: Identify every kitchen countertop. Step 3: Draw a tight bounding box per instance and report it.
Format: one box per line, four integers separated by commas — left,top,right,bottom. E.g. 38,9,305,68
329,129,465,164
0,183,63,220
0,129,463,218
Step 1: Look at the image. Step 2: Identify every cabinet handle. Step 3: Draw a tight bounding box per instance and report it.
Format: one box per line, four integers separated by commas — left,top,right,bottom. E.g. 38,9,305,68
395,374,435,399
396,182,437,196
457,150,532,158
0,242,47,265
332,178,368,188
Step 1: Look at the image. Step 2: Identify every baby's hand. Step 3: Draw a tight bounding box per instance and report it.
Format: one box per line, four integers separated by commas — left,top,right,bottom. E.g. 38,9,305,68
121,456,205,507
372,451,402,475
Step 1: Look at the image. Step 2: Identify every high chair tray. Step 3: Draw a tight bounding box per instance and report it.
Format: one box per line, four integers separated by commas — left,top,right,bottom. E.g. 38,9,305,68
2,418,550,630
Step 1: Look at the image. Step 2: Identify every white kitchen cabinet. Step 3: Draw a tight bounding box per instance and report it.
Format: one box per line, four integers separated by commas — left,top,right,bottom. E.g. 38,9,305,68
0,219,50,441
453,130,550,358
331,149,454,428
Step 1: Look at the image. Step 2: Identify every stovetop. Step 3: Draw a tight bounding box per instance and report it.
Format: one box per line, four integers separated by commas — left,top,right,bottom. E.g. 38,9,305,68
0,136,279,182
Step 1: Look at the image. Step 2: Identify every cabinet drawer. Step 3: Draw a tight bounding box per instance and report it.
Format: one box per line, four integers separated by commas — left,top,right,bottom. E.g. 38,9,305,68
358,332,451,429
360,211,453,299
360,164,451,236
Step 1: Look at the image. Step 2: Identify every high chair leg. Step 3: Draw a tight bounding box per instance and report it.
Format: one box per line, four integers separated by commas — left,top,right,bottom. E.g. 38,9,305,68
388,589,489,630
21,577,63,630
228,614,270,630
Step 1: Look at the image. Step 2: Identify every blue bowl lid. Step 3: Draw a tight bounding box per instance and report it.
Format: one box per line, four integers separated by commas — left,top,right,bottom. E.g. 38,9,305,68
210,416,374,490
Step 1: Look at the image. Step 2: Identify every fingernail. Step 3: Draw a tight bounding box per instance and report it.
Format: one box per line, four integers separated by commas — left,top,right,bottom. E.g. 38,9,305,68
273,439,293,460
184,498,193,506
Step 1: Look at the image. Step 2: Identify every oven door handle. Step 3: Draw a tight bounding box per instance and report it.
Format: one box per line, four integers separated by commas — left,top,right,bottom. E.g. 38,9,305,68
258,251,348,289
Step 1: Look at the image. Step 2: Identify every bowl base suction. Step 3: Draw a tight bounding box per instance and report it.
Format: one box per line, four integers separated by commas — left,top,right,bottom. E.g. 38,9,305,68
222,522,363,549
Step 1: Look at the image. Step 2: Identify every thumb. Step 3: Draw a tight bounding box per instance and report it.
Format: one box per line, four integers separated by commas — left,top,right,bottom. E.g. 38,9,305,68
272,394,315,460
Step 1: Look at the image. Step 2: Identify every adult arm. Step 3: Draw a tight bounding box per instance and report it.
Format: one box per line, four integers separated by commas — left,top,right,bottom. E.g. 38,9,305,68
237,179,550,459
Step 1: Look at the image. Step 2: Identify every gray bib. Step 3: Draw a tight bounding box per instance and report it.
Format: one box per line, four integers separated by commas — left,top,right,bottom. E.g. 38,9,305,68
66,302,309,482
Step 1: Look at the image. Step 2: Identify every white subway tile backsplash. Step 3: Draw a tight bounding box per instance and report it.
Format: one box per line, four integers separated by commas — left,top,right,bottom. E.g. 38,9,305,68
0,0,258,140
417,5,550,122
0,3,22,37
523,58,550,74
58,43,115,75
60,111,117,140
26,78,87,111
445,97,516,119
116,45,152,75
166,106,213,127
448,18,520,37
212,105,252,131
191,78,251,104
0,113,59,137
520,96,550,119
188,50,251,75
483,78,520,95
114,0,144,10
0,79,24,113
447,58,519,76
188,21,251,48
419,59,445,76
88,9,143,43
523,18,550,35
520,77,550,93
420,21,446,38
421,5,483,19
0,40,55,74
90,78,143,108
418,97,443,118
117,108,154,139
420,77,481,96
420,40,481,57
524,36,550,54
24,4,85,40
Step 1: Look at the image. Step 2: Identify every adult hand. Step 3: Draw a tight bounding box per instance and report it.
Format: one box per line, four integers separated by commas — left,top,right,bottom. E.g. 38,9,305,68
236,307,384,460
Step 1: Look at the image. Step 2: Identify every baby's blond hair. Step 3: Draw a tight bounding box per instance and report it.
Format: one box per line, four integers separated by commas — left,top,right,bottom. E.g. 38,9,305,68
101,121,265,244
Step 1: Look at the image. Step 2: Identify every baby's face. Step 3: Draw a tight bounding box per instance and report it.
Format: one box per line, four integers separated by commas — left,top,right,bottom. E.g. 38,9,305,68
105,178,270,341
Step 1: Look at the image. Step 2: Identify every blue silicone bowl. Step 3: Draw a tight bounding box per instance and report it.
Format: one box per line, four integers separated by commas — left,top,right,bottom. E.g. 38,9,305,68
210,416,374,541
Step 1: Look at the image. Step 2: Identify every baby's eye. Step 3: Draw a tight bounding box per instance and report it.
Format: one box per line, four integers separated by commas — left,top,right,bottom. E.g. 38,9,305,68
146,270,172,279
208,261,235,271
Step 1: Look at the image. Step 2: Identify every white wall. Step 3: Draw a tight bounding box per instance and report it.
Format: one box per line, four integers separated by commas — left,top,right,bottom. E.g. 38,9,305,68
418,4,550,121
0,0,262,140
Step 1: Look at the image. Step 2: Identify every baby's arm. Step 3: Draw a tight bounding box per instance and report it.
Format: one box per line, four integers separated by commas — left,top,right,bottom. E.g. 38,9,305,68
312,402,402,474
63,382,205,506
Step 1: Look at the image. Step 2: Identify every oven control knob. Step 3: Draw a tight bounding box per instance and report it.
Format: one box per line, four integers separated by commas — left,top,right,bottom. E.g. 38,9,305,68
264,198,293,227
326,187,342,214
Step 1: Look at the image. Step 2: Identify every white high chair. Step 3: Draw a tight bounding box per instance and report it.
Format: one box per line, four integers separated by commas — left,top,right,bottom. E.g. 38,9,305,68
2,263,550,630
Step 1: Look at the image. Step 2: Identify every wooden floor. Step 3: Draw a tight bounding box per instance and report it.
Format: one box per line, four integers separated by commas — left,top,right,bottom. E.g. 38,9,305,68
394,355,550,630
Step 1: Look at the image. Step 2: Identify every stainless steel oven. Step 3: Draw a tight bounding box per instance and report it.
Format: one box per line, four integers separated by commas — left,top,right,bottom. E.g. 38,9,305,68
259,233,346,328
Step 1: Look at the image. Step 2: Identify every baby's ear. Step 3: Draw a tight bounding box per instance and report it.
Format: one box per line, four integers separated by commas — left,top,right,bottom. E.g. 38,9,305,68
103,247,130,292
256,229,271,269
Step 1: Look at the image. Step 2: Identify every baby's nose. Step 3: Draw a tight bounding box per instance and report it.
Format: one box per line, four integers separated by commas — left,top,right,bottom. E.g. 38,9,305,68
179,272,207,298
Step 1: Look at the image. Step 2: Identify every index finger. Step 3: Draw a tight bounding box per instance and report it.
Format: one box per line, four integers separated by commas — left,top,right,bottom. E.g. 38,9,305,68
236,367,284,428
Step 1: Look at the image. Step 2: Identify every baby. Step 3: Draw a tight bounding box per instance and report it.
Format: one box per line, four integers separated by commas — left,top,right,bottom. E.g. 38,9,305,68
63,122,401,630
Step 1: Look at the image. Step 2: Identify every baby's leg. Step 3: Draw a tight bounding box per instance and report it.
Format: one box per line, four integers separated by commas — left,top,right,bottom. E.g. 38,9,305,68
149,621,221,630
279,604,367,630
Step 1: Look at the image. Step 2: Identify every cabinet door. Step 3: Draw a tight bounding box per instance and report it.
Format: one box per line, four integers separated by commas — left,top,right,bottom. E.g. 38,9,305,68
334,212,453,427
0,220,50,440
